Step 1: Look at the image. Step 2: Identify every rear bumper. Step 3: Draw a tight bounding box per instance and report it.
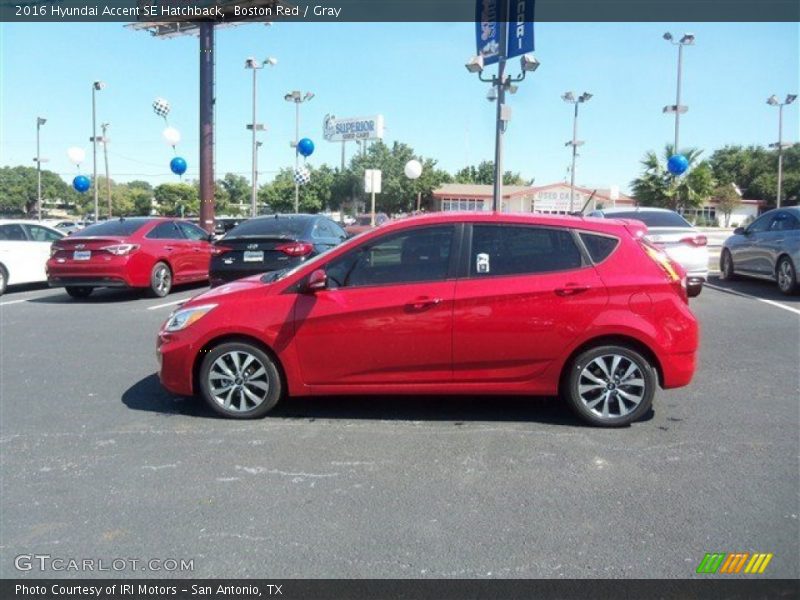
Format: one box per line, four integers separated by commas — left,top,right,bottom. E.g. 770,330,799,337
660,350,697,389
47,259,137,288
48,276,129,288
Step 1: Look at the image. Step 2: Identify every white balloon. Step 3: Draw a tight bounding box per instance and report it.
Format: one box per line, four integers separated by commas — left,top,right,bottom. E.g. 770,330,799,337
162,126,181,147
66,146,86,165
404,159,423,179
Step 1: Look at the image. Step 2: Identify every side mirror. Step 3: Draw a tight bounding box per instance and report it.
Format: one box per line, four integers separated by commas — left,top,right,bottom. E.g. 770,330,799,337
207,233,216,242
733,227,746,235
306,269,327,292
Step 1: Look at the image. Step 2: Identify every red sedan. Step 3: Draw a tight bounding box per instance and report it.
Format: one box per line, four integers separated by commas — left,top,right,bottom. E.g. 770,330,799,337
157,212,699,427
47,217,214,299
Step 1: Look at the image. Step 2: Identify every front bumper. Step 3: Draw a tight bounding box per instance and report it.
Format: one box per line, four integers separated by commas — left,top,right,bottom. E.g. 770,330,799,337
157,331,197,396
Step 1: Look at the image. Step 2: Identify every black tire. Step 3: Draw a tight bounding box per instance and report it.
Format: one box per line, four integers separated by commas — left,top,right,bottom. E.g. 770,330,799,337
720,249,737,281
65,286,93,299
199,342,283,419
0,264,7,297
149,261,172,298
563,345,656,427
687,283,703,298
776,256,798,296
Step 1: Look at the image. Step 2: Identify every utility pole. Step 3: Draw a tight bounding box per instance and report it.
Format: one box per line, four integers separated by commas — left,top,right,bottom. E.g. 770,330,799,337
101,123,111,218
35,117,46,220
767,94,797,208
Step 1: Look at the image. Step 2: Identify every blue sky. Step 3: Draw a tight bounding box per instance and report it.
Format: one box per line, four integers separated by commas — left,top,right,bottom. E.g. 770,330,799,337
1,21,798,193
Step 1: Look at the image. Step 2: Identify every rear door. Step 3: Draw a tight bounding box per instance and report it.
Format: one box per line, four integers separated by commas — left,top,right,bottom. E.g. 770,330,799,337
452,224,607,383
761,211,799,275
21,224,64,283
177,221,213,280
145,221,193,281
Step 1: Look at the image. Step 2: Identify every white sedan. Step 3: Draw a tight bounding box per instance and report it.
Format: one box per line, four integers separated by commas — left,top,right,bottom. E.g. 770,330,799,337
0,220,65,296
588,207,709,297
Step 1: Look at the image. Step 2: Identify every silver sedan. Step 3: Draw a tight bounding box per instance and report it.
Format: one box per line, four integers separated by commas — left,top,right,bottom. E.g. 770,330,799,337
721,207,800,295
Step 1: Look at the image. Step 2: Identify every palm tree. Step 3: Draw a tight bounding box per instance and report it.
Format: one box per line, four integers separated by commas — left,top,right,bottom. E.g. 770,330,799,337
631,144,714,211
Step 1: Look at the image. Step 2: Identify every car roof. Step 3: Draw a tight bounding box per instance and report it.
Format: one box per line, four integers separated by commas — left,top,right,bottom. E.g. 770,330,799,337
375,211,638,237
0,219,63,229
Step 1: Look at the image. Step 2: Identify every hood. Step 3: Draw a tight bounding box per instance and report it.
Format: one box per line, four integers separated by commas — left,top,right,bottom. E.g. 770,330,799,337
184,275,268,307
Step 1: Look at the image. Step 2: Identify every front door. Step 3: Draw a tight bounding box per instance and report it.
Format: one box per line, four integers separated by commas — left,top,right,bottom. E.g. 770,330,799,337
293,225,457,386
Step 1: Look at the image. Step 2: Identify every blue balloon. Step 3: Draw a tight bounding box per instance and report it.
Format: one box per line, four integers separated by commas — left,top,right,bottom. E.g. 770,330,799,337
667,154,689,176
297,138,315,158
170,156,187,176
72,175,91,193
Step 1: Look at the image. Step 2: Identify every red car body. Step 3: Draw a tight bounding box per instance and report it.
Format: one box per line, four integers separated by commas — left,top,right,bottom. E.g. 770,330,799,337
158,213,698,422
47,217,213,292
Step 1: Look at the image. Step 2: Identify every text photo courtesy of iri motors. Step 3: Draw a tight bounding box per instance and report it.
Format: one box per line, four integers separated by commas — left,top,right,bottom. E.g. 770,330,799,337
0,1,798,599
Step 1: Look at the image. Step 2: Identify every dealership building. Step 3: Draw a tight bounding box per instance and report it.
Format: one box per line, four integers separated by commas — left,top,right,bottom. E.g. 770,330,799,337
432,182,765,226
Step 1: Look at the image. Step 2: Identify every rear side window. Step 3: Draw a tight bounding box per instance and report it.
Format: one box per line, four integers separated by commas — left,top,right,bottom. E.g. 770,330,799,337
469,225,583,277
76,219,149,237
579,233,619,264
606,211,690,228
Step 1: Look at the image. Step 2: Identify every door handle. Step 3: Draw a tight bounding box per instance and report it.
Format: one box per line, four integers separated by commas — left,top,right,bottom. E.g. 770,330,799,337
164,246,174,251
192,247,201,252
407,297,443,310
555,284,590,297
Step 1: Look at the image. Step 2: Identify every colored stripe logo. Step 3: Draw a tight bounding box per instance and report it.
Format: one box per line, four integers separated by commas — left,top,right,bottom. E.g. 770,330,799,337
696,553,773,574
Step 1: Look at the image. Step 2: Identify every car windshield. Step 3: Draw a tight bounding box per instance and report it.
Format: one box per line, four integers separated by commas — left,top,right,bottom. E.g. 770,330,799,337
73,219,150,237
225,217,309,239
607,211,691,228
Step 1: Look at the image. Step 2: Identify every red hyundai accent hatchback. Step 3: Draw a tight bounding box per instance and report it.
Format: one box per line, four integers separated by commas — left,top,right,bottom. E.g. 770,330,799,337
157,213,698,427
47,217,214,298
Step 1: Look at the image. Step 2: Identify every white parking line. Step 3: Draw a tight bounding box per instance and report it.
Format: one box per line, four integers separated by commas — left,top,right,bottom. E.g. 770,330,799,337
0,299,29,307
705,283,800,316
146,298,188,311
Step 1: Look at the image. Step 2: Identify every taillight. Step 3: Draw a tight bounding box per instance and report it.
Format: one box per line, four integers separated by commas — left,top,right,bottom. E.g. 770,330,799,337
640,240,688,302
211,245,232,256
680,235,707,247
101,244,139,256
276,242,313,257
50,244,64,257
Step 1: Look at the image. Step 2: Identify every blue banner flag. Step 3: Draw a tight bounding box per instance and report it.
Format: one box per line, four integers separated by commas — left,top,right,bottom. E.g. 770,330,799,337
475,0,502,65
475,0,534,64
506,0,535,58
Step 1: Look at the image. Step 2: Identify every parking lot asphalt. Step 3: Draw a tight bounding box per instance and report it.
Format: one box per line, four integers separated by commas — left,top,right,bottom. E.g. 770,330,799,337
0,279,798,579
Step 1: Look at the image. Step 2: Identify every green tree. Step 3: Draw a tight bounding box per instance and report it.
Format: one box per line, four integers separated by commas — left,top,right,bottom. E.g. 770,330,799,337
219,173,251,213
154,183,198,216
631,145,714,211
712,183,742,227
454,160,527,186
0,165,71,215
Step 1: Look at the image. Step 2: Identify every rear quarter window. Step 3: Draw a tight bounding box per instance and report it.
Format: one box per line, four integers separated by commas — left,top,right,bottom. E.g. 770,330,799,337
579,233,619,264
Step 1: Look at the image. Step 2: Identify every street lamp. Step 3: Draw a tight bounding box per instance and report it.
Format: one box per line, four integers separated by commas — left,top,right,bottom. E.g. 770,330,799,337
767,93,797,208
562,91,592,212
100,123,111,217
90,80,105,222
662,33,694,154
34,117,47,221
284,90,314,213
465,47,540,212
245,57,277,217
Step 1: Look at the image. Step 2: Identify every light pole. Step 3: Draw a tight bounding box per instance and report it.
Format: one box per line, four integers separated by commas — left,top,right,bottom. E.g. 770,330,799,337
465,50,540,212
90,81,105,222
562,91,592,212
767,94,797,208
245,57,277,217
284,90,314,213
100,123,111,217
34,117,47,220
662,33,694,153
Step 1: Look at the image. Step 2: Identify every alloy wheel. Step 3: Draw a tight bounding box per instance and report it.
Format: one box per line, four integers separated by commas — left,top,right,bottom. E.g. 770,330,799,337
208,350,270,412
577,354,646,420
154,266,171,296
778,259,794,293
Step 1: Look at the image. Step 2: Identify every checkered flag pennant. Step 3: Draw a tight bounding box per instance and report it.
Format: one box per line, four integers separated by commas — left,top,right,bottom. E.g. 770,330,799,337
152,97,171,119
294,166,311,185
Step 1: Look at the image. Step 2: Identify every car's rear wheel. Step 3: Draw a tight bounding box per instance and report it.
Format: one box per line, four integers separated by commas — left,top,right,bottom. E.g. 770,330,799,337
65,286,93,299
563,345,655,427
149,262,172,298
720,250,737,281
199,342,283,419
0,264,7,296
776,256,798,295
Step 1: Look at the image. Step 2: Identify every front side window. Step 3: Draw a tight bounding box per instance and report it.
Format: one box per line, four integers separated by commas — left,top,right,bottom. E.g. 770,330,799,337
178,222,208,241
0,224,28,241
147,221,185,240
470,225,584,277
25,224,63,242
325,226,454,288
747,214,772,234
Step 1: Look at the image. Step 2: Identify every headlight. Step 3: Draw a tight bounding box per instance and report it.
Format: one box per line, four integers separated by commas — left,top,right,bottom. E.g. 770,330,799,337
164,304,217,332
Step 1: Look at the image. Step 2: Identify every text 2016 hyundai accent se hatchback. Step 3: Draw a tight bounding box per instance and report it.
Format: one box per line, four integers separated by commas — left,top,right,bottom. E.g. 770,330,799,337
157,213,699,427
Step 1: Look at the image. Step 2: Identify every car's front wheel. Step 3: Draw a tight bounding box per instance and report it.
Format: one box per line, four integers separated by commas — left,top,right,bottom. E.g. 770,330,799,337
776,256,798,295
563,345,656,427
199,342,283,419
65,286,93,299
0,264,7,296
720,250,737,281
